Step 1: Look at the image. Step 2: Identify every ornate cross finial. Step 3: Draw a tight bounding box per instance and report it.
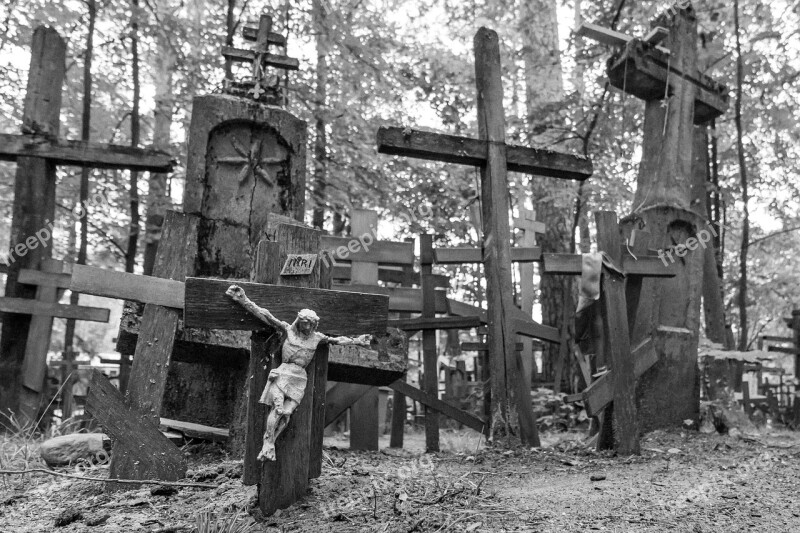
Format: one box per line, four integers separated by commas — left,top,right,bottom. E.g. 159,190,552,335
222,14,299,105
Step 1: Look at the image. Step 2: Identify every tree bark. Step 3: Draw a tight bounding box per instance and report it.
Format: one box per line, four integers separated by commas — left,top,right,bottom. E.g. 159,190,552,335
311,0,329,230
224,0,236,81
733,0,749,350
126,0,141,274
143,5,176,275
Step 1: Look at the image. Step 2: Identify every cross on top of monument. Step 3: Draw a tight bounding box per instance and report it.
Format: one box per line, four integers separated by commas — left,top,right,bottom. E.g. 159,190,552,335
222,14,299,104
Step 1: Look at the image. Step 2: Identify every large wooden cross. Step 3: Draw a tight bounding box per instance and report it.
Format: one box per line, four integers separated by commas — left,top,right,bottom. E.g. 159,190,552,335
377,27,592,445
183,223,389,514
0,26,173,422
542,211,677,454
222,14,298,103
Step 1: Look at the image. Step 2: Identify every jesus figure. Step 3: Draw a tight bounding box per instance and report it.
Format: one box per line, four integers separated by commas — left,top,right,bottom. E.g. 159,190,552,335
225,284,371,461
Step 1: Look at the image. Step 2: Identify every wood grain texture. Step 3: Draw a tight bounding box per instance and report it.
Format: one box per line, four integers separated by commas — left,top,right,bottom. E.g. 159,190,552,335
434,246,541,264
542,253,676,276
19,261,63,393
184,278,388,335
0,133,173,171
475,27,538,447
388,316,482,331
331,283,448,314
110,211,197,484
377,126,592,181
70,265,184,308
86,370,186,490
321,235,415,265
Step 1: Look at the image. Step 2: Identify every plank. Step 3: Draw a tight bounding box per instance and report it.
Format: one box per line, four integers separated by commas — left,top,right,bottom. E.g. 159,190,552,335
332,283,448,314
331,264,409,284
513,313,561,344
220,46,300,70
377,126,592,181
389,380,487,435
461,342,524,352
542,253,676,277
159,418,229,442
387,316,482,331
761,335,794,343
350,387,379,451
324,382,372,426
70,264,185,308
20,261,63,394
0,133,173,172
447,298,488,323
86,370,186,488
242,26,286,45
582,337,658,416
577,22,670,54
17,267,71,289
0,298,109,322
321,235,415,265
767,346,800,355
433,246,542,264
110,211,197,485
185,278,389,335
420,240,439,452
595,211,638,455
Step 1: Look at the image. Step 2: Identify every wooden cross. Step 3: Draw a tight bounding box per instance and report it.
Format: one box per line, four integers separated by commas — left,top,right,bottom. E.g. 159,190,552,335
578,18,729,124
182,223,389,514
222,14,299,102
0,26,173,421
377,27,592,446
542,211,678,454
0,259,110,424
514,208,545,387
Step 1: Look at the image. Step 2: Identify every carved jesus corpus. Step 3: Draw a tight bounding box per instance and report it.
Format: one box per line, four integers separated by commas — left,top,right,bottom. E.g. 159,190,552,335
225,285,371,461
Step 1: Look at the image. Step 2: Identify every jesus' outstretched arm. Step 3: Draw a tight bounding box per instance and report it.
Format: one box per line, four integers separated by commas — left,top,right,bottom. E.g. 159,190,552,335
225,284,290,332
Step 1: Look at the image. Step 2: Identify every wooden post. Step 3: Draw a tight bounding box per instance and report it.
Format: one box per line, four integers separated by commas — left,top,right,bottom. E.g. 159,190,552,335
595,212,638,455
0,27,64,421
515,209,544,393
420,234,439,451
389,239,415,448
475,28,538,446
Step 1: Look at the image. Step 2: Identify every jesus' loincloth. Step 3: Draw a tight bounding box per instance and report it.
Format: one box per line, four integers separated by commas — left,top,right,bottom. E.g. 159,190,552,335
259,362,307,405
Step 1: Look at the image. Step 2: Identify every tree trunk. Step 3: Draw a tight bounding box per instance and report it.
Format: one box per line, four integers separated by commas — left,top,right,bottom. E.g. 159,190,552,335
126,0,141,274
62,0,96,419
224,0,236,81
518,0,568,390
311,0,329,230
143,10,176,275
733,0,749,350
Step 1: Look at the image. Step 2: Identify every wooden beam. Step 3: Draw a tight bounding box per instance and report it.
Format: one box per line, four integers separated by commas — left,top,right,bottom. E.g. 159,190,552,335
331,283,448,314
512,309,560,343
184,278,388,335
542,253,676,277
0,298,109,322
761,335,794,343
70,264,184,309
321,236,415,265
580,337,658,416
220,46,299,70
331,264,409,284
577,21,670,54
0,133,173,172
377,126,592,181
324,382,372,426
768,346,800,355
387,316,482,331
17,267,71,289
86,370,186,487
159,418,229,442
389,380,487,435
461,342,523,352
242,26,286,45
447,298,488,323
433,246,542,264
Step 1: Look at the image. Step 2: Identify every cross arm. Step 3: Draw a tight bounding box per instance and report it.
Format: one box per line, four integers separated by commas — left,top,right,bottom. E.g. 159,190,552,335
225,284,289,332
542,252,676,277
377,127,593,181
183,278,388,336
221,46,299,71
0,133,174,172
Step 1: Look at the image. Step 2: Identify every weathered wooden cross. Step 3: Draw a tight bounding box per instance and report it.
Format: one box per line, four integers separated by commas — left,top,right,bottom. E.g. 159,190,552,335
182,222,389,514
0,259,110,424
377,27,592,445
0,26,172,422
222,14,299,103
542,211,677,454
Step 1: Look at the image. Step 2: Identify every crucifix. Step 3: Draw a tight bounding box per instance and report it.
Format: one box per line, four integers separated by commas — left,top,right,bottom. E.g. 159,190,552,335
0,26,172,422
222,14,299,104
542,211,677,454
377,27,592,445
182,223,389,514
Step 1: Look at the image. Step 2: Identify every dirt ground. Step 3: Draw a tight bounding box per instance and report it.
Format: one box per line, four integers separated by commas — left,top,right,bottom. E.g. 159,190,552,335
2,426,800,532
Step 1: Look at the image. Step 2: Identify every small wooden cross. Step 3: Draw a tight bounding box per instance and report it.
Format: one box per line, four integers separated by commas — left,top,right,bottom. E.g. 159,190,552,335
542,211,677,454
378,27,592,446
222,14,299,103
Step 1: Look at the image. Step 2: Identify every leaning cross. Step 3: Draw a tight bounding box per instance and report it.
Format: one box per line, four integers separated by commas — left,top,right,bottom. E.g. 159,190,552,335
377,27,592,446
183,223,389,514
542,211,676,454
222,14,299,102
